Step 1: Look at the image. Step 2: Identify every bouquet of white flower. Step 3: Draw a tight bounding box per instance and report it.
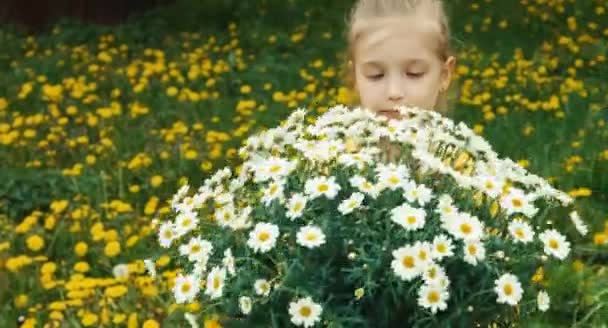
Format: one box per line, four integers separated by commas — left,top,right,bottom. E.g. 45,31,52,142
154,105,587,327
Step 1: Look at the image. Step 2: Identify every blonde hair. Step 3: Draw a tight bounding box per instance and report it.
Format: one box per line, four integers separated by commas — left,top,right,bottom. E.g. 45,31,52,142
343,0,454,112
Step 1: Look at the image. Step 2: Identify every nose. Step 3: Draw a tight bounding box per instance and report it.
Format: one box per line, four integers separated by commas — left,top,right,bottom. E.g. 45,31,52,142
387,75,404,102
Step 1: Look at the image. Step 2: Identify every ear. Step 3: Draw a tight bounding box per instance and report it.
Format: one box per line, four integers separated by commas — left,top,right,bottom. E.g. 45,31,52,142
440,56,456,91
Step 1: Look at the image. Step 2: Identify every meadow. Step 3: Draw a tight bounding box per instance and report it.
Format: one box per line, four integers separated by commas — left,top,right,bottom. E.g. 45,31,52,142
0,0,607,326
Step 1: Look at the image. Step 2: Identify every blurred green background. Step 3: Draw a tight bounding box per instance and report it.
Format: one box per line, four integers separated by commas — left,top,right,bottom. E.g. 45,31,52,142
0,0,607,327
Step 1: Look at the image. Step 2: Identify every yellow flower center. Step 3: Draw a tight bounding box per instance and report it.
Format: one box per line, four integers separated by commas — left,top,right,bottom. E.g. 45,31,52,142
515,228,525,239
402,256,415,268
213,277,221,289
503,283,513,295
299,306,311,317
191,245,201,253
407,216,417,225
549,239,559,249
427,291,440,303
269,165,281,174
181,282,191,293
305,233,317,241
293,202,303,212
258,232,270,242
512,198,523,208
317,184,329,192
437,244,447,253
468,245,477,255
460,223,472,235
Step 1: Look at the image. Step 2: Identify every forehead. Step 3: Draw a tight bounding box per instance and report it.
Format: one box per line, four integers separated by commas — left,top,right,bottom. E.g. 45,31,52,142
353,16,442,65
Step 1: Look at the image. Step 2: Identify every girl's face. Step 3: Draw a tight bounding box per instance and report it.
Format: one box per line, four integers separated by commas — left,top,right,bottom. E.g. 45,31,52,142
353,16,456,119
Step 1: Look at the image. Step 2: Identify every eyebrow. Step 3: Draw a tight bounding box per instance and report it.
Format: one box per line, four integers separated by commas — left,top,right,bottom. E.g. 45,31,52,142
361,59,428,67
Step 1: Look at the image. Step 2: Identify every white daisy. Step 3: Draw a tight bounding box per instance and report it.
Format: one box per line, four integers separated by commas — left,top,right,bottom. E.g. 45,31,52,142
173,273,201,304
205,266,226,299
254,279,272,296
230,206,253,230
445,212,485,241
413,241,434,268
376,163,409,191
214,204,235,228
247,223,280,253
143,258,157,278
569,211,588,236
539,229,570,260
462,240,486,266
435,195,459,224
296,225,327,249
500,188,538,218
171,184,190,210
239,296,253,315
304,175,341,200
288,297,323,328
174,211,199,237
508,219,535,243
349,175,381,198
337,192,365,215
179,236,213,264
478,175,504,198
431,234,455,260
391,244,423,281
158,221,176,248
254,156,296,182
286,193,308,220
537,290,550,312
390,203,427,231
403,180,433,206
421,262,447,286
494,273,523,306
112,264,129,280
261,179,286,207
222,248,235,276
417,284,449,314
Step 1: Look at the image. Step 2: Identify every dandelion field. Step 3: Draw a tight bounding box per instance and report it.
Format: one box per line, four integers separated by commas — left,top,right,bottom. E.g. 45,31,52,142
0,0,607,327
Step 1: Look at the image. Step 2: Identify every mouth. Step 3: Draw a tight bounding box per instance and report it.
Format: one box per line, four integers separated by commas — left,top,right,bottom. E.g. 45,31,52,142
377,109,402,119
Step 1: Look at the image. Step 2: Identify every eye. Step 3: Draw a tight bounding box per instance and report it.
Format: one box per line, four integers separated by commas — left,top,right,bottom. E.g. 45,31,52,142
407,72,424,78
367,73,384,80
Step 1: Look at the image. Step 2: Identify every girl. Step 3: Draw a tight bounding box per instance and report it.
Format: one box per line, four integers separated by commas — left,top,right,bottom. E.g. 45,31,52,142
346,0,457,119
345,0,457,162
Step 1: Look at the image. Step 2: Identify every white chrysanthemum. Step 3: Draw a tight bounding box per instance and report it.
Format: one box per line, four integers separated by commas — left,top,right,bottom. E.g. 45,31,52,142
537,290,550,312
247,223,280,253
376,163,409,191
391,244,423,281
463,240,486,266
286,193,308,220
288,297,323,328
173,273,201,304
296,225,327,249
422,262,447,286
171,184,190,210
254,279,272,296
403,180,433,206
338,192,365,215
222,248,235,276
174,211,200,237
414,241,434,268
158,221,176,248
143,259,157,278
431,234,455,260
239,296,253,315
337,151,373,170
417,284,449,314
205,266,226,299
179,236,213,264
478,175,504,198
390,203,426,231
508,219,535,243
261,179,286,206
254,156,296,182
230,206,253,230
435,195,459,224
214,204,235,228
500,188,538,218
112,263,129,280
494,273,523,306
539,229,570,260
304,176,341,199
569,211,588,236
349,175,381,198
445,212,485,241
